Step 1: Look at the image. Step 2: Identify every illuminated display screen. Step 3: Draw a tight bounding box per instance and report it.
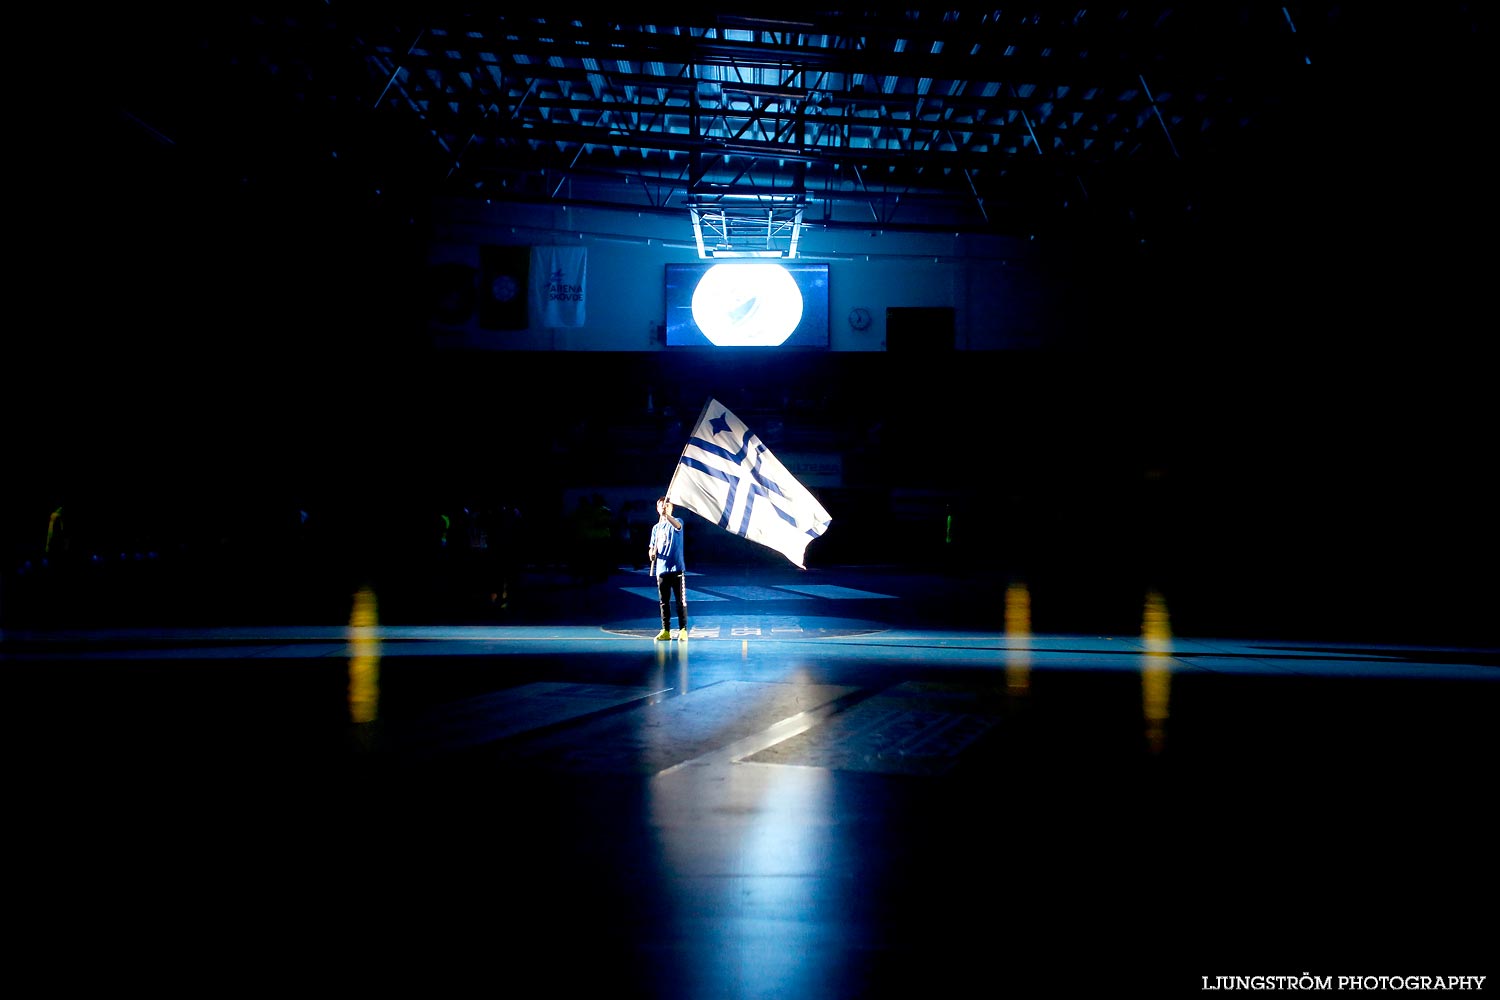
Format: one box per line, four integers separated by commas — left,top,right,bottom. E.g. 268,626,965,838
665,262,830,348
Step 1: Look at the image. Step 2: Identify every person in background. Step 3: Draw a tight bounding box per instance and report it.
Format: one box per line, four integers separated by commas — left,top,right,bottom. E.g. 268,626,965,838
649,496,688,641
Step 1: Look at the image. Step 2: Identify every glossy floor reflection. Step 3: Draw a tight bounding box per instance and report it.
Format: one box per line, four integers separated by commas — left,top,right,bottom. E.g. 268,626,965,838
5,564,1495,995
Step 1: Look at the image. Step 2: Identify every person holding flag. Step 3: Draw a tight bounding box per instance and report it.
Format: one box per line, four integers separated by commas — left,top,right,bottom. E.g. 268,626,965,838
648,496,689,641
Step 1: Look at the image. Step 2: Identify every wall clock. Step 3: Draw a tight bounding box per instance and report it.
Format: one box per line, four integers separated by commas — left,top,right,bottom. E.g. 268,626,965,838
848,307,872,331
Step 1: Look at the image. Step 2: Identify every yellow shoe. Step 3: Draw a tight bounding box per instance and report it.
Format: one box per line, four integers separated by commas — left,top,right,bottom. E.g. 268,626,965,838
655,629,671,641
678,629,689,641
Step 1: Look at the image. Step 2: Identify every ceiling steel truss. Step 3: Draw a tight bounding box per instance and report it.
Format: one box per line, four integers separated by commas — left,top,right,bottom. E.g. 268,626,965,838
96,5,1356,244
689,194,805,258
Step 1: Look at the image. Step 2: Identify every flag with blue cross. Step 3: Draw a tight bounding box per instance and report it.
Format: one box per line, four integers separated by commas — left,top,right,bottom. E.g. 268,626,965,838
668,398,832,569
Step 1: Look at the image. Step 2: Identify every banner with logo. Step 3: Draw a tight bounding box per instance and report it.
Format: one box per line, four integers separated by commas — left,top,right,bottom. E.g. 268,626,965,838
530,245,587,328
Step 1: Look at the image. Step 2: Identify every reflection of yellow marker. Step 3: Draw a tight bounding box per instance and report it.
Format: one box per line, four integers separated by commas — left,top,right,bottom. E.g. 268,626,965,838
1004,581,1032,695
1142,588,1171,754
348,586,381,725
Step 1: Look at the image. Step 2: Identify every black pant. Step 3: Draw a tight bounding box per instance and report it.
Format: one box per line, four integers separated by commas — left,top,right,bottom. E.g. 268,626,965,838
657,571,688,631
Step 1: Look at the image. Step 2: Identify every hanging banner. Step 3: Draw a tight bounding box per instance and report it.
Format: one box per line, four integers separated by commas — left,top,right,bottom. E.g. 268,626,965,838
530,245,587,328
477,244,529,330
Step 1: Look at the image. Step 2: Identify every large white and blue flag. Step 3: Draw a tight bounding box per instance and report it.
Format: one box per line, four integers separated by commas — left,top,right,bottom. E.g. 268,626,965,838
668,399,832,569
